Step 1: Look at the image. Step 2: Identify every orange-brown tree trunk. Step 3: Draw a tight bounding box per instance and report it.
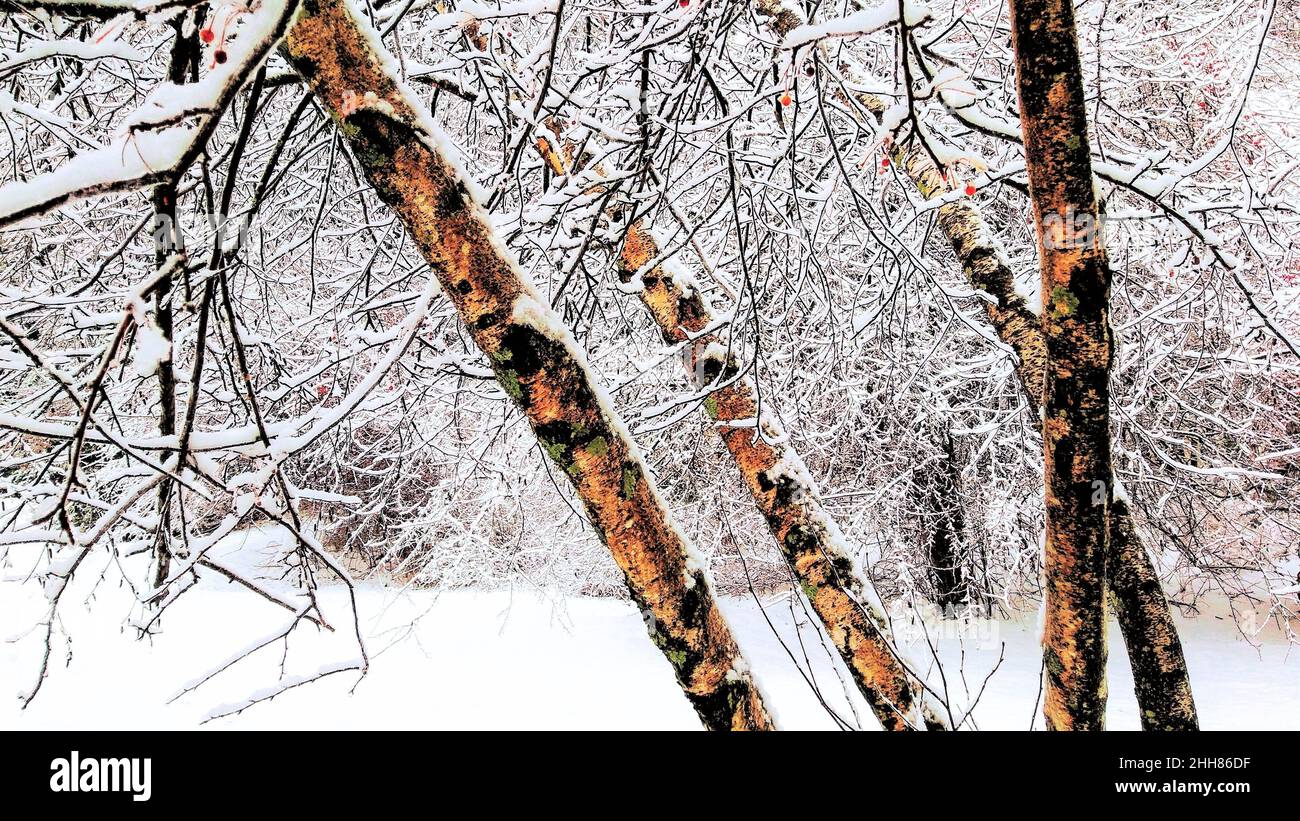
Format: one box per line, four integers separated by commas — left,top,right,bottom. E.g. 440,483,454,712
1107,497,1197,729
532,124,947,730
282,0,772,730
901,147,1197,730
757,0,1195,729
1009,0,1113,730
619,223,948,730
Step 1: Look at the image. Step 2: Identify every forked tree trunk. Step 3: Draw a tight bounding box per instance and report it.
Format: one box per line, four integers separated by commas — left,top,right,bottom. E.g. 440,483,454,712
533,129,947,730
899,144,1198,731
755,0,1196,730
282,0,772,730
1009,0,1113,730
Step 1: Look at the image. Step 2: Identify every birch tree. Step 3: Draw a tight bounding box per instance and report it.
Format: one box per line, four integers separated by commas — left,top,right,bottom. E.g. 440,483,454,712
532,121,948,728
2,0,1295,729
280,0,776,730
1008,0,1114,730
756,0,1199,729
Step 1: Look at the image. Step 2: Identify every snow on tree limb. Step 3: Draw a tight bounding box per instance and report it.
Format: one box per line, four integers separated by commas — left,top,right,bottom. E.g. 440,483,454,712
0,0,296,227
780,3,930,51
280,0,774,729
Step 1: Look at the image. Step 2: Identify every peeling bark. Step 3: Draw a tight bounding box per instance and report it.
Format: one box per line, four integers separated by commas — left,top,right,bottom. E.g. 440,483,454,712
1009,0,1112,730
282,0,772,730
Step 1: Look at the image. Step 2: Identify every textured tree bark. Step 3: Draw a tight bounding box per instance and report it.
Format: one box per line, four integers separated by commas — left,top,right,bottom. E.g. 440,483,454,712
1009,0,1112,730
282,0,772,730
532,125,948,730
894,145,1050,406
619,223,948,731
907,152,1198,730
756,0,1195,729
1107,498,1198,729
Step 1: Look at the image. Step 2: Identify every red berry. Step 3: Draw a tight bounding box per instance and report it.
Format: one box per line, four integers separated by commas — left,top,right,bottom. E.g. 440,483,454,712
200,28,215,43
317,384,329,397
881,157,890,167
964,184,976,196
214,49,228,64
779,92,791,106
679,0,689,6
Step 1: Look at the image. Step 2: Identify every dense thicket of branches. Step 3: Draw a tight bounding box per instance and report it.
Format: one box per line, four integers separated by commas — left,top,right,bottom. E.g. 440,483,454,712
1,0,1296,726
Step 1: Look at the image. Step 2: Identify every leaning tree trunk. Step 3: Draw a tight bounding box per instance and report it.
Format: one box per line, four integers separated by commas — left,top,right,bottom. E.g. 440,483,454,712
898,145,1198,730
282,0,772,730
1009,0,1113,730
1107,497,1197,729
755,0,1196,731
620,223,948,730
533,128,947,730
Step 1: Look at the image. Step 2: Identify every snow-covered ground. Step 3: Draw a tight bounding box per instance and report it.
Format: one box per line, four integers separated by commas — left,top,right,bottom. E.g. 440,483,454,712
2,528,1296,730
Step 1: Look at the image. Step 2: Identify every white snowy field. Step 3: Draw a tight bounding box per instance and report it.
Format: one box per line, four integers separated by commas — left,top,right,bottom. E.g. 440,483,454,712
2,528,1296,730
